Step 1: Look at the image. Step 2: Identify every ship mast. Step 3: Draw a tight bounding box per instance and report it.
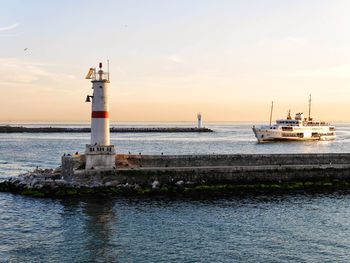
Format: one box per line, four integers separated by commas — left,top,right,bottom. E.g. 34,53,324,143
269,101,274,126
308,94,312,121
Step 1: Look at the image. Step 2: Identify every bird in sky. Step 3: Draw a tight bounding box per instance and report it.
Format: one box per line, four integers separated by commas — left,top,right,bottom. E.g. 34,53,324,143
24,48,28,51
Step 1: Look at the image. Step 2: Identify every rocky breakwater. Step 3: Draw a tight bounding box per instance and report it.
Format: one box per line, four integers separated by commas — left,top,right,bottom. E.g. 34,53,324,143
0,125,213,133
2,153,350,197
0,167,138,197
0,168,65,197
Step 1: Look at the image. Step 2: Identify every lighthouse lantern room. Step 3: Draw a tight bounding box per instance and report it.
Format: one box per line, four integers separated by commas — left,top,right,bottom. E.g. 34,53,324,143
84,62,115,170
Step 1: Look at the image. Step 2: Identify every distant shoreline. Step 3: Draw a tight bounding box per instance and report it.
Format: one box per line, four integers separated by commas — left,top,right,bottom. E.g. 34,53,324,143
0,125,213,133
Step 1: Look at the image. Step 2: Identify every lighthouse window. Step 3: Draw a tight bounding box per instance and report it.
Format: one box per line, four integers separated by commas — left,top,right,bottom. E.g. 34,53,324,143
99,86,102,89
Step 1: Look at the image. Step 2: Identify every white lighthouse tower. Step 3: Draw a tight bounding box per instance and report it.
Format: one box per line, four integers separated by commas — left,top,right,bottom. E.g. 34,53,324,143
197,113,203,128
84,62,115,170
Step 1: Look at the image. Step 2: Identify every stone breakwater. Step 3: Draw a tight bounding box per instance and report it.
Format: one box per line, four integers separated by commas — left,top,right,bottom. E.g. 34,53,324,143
2,153,350,197
0,125,213,133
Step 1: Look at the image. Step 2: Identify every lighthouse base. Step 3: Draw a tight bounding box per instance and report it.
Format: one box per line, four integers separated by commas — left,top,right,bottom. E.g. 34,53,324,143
85,144,116,170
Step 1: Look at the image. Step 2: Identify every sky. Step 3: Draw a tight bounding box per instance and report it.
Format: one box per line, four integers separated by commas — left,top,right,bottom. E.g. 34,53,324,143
1,0,350,122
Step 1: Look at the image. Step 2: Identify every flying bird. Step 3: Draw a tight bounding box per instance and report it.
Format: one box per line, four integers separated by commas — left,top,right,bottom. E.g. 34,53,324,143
24,48,28,51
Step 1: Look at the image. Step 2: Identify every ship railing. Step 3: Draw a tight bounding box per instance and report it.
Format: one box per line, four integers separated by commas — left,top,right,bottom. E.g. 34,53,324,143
91,72,110,81
304,122,330,126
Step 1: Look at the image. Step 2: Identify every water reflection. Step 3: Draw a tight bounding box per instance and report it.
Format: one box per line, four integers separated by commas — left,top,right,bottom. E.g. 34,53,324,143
59,198,118,262
83,198,118,262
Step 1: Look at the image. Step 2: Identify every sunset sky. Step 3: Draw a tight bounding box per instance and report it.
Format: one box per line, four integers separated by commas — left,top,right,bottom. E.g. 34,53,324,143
1,0,350,122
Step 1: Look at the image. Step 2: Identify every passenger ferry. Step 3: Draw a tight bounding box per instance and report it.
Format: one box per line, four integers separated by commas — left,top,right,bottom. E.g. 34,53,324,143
252,96,336,143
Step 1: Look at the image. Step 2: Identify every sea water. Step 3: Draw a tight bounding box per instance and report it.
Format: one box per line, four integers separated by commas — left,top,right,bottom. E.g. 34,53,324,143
1,123,350,262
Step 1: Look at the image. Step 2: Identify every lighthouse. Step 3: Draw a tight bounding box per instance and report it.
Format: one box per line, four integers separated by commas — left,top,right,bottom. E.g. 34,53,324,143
84,62,115,170
197,113,202,128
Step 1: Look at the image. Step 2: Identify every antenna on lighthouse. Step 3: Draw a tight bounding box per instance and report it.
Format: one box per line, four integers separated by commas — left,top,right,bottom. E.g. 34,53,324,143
308,94,312,121
269,101,274,127
107,59,110,81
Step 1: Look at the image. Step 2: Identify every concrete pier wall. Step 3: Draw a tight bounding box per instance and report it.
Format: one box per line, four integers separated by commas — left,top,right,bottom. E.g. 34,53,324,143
115,165,350,185
117,153,350,168
61,163,350,189
61,155,85,180
61,153,350,187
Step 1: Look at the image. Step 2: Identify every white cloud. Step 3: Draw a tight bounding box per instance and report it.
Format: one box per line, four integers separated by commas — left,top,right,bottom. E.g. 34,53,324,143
274,64,350,78
0,58,76,87
166,55,184,64
257,36,308,48
0,23,19,32
0,33,21,37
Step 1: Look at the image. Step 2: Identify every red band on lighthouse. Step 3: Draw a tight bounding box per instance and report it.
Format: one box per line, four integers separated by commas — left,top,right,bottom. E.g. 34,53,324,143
92,111,109,118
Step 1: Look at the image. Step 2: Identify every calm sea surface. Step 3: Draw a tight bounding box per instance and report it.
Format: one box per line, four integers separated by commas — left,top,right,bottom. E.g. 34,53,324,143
1,123,350,262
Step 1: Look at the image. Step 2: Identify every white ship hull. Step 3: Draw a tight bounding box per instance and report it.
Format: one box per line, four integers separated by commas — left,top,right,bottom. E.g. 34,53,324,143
252,126,336,143
254,96,336,143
